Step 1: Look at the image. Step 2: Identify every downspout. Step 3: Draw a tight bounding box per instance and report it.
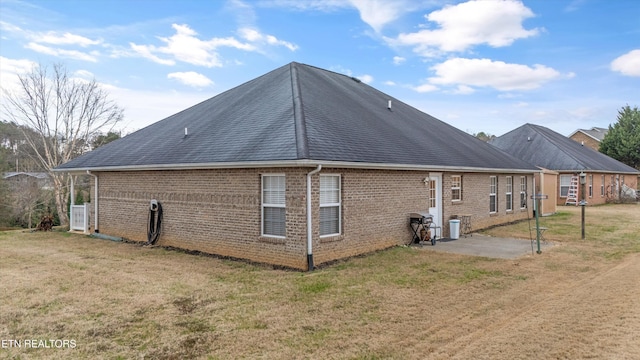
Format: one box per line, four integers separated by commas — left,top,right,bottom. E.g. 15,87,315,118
69,175,75,217
306,164,322,271
86,171,99,233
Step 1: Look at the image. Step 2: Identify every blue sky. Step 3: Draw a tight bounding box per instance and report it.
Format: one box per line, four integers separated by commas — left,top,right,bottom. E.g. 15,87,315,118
1,0,638,137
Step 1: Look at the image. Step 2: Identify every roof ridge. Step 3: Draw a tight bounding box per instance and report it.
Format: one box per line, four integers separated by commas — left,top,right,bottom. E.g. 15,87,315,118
289,62,309,159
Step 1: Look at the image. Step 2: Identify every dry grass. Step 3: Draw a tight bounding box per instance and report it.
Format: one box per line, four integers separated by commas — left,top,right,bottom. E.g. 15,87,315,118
1,204,639,359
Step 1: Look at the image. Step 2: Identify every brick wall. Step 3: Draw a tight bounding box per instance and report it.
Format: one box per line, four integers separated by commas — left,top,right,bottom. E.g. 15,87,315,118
441,173,533,234
555,172,639,206
569,132,600,151
96,168,309,269
93,167,536,270
312,168,426,265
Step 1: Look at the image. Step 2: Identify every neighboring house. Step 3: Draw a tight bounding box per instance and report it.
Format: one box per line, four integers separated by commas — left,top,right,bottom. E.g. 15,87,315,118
55,62,537,270
490,124,639,212
568,127,608,151
2,172,52,191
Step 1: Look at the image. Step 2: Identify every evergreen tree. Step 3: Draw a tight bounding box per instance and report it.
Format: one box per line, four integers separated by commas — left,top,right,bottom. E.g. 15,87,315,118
600,105,640,170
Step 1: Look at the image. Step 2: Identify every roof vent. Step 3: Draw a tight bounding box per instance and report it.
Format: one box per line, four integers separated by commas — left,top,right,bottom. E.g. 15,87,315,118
351,76,361,83
184,127,188,137
527,136,531,141
388,100,392,110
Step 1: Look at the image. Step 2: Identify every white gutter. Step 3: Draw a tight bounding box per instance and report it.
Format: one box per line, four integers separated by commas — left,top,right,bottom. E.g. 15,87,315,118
86,171,99,233
306,164,322,271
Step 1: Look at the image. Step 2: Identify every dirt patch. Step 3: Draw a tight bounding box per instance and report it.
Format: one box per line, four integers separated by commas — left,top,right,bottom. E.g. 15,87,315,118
0,204,638,359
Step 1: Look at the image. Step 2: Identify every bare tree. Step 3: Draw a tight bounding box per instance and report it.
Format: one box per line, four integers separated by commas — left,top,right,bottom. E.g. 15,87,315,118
2,63,123,226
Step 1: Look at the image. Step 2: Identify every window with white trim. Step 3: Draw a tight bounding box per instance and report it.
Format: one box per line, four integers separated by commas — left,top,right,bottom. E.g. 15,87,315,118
506,176,513,211
559,175,571,197
262,175,286,237
601,175,605,197
520,176,527,209
429,180,436,208
489,176,497,213
589,174,593,197
451,175,462,201
320,175,341,237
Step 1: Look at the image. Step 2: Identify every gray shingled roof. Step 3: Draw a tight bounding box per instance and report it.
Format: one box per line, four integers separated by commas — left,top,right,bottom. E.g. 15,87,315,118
56,62,536,172
490,123,639,174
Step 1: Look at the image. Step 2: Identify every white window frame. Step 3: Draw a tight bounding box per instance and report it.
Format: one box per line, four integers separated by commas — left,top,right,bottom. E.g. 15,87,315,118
319,174,341,237
261,174,286,238
429,179,437,209
489,176,497,214
520,176,527,209
589,174,593,198
559,174,571,198
601,175,605,197
506,176,513,211
451,175,462,202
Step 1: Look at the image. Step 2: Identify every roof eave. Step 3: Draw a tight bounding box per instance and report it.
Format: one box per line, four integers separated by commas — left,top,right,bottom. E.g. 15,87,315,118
54,159,538,174
551,169,640,175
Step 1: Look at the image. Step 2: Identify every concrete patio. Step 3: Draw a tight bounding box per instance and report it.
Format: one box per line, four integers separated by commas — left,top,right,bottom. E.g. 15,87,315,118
415,233,554,259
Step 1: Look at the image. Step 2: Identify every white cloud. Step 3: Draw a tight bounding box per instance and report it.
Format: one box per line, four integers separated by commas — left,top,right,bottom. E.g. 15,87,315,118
130,23,296,67
357,74,373,84
129,43,176,66
393,56,406,65
0,21,24,34
0,56,36,75
73,69,94,80
167,71,214,87
1,21,103,62
130,23,253,67
391,0,539,56
259,0,351,12
348,0,410,32
564,0,587,12
237,27,298,51
412,83,438,93
0,57,37,92
428,58,561,91
0,57,38,119
384,80,397,86
452,85,474,94
611,49,640,77
25,42,99,62
260,0,418,32
36,32,102,47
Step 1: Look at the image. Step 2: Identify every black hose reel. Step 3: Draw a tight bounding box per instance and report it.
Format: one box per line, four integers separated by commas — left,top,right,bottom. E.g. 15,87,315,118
147,199,163,245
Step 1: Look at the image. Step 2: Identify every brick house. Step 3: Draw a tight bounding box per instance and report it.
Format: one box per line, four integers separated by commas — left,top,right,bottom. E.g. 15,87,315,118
568,127,608,151
490,124,639,210
56,62,537,270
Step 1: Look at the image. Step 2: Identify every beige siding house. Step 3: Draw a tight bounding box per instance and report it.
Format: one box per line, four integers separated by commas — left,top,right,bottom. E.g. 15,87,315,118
57,62,537,270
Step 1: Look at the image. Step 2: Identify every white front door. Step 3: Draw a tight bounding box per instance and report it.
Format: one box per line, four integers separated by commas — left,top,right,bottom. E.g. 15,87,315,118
428,173,443,238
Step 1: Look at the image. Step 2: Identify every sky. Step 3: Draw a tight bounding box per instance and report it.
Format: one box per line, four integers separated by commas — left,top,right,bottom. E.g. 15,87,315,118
1,0,638,137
